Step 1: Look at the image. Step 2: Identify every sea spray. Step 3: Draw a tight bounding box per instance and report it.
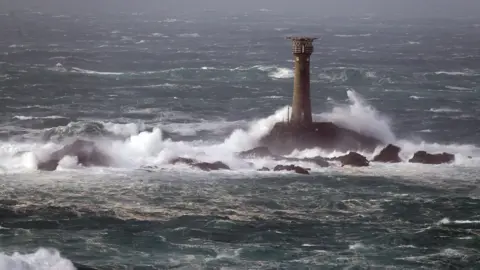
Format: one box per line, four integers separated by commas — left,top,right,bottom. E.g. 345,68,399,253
318,90,395,143
1,91,480,173
0,248,76,270
222,106,290,152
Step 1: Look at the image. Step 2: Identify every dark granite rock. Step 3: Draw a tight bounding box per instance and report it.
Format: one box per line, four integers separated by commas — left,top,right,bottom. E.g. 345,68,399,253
260,122,382,155
193,161,230,171
273,164,310,175
169,157,230,171
37,139,111,171
409,151,455,165
170,157,196,165
372,144,402,163
258,167,270,171
332,152,370,167
238,147,273,158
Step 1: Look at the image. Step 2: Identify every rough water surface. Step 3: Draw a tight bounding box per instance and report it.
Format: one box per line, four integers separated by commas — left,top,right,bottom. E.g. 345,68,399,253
0,7,480,270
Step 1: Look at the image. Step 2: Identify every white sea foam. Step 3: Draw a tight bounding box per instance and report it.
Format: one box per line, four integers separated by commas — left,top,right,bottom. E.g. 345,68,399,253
317,90,395,143
434,70,476,76
162,18,178,23
429,108,461,113
13,115,67,120
269,67,293,79
9,44,24,48
438,218,480,225
103,122,146,137
335,34,372,38
177,33,200,38
71,67,124,76
349,243,368,250
0,248,75,270
1,91,480,179
161,120,247,137
150,33,167,37
445,85,470,91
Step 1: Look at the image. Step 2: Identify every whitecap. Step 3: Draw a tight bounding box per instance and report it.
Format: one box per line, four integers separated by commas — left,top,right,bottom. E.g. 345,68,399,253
429,108,461,113
269,67,293,79
13,115,66,120
335,34,372,38
177,33,200,38
434,70,476,76
438,218,480,225
0,248,76,270
445,85,470,91
71,67,124,76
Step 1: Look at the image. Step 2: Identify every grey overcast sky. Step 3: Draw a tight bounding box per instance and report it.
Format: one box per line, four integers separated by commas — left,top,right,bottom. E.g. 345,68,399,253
2,0,480,18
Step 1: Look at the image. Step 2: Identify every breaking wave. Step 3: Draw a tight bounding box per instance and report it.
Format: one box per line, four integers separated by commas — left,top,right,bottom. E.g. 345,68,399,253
317,90,395,143
434,70,477,76
1,91,479,175
0,248,75,270
429,108,461,113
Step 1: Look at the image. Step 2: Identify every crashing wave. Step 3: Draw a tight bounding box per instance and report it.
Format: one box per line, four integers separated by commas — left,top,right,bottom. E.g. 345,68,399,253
0,91,479,175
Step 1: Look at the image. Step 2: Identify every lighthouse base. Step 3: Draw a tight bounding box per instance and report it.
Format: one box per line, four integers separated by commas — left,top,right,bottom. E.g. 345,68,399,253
259,122,382,155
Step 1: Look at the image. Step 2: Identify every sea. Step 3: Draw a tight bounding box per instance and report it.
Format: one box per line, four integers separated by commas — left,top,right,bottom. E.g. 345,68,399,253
0,6,480,270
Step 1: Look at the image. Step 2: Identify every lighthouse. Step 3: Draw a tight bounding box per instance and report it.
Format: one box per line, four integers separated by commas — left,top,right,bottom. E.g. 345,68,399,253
287,37,317,126
259,36,381,154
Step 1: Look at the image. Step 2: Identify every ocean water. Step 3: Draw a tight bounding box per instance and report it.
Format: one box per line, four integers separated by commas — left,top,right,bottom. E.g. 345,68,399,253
1,8,480,270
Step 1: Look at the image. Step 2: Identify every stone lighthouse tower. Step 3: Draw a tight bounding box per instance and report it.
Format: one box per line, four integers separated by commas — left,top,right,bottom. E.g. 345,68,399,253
287,37,317,126
259,36,381,155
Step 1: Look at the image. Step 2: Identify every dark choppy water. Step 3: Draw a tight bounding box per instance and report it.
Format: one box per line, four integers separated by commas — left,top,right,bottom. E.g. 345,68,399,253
0,7,480,270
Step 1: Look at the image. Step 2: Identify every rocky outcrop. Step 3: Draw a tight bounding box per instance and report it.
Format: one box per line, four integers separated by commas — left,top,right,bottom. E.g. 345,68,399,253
273,164,310,175
260,122,382,155
37,139,111,171
409,151,455,165
372,144,402,163
170,157,230,171
170,157,196,165
331,152,369,167
257,167,270,171
238,147,273,158
194,161,230,171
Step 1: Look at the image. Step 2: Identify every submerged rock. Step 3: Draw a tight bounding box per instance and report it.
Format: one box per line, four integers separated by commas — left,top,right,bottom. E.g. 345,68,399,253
273,164,310,175
409,151,455,165
239,147,330,167
332,152,369,167
372,144,402,163
37,139,111,171
169,157,230,171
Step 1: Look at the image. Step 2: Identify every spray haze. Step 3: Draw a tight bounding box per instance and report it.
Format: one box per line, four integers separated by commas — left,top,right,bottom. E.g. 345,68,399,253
2,0,480,18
